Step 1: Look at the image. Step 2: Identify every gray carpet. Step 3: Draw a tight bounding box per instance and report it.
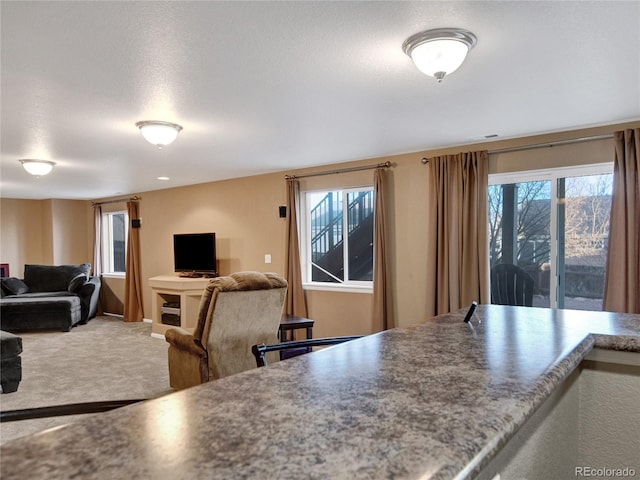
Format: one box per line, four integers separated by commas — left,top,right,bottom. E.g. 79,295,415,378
0,316,172,444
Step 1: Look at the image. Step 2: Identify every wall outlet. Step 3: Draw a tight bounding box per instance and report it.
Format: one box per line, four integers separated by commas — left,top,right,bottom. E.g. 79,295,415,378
264,254,272,264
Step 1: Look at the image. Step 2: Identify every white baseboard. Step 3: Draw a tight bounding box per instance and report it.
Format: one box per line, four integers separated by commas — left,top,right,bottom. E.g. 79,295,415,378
151,332,165,340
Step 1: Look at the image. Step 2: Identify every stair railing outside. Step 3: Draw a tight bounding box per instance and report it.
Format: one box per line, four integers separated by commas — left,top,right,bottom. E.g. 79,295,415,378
310,192,342,261
347,191,374,234
309,190,374,278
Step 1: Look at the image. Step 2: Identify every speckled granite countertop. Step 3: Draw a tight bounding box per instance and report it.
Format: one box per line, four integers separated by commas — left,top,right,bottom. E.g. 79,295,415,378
2,305,639,479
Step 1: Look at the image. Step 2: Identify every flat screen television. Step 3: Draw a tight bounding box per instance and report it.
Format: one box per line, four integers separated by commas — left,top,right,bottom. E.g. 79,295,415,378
173,233,217,276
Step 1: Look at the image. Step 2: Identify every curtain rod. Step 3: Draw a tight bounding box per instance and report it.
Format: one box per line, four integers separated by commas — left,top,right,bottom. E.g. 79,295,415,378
488,133,614,155
421,133,614,164
285,161,391,180
91,195,141,207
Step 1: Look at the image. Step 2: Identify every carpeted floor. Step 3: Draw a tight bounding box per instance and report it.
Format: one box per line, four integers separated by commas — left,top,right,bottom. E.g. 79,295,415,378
0,316,172,444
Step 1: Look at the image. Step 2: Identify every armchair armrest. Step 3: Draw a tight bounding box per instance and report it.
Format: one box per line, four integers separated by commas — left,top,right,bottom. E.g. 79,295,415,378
166,327,209,389
165,328,207,358
77,276,101,322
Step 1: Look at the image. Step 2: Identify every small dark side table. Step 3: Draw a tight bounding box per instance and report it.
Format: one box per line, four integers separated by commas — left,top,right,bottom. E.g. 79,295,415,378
279,314,315,360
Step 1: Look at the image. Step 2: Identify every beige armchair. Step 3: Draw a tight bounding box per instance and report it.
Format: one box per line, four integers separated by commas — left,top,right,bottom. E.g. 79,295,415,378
165,271,287,390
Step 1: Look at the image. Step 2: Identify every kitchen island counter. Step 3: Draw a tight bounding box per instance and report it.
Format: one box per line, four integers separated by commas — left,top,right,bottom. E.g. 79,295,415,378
2,305,639,479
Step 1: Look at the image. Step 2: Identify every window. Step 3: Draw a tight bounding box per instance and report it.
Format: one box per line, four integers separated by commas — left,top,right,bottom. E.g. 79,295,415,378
488,164,613,310
102,211,128,275
302,187,374,291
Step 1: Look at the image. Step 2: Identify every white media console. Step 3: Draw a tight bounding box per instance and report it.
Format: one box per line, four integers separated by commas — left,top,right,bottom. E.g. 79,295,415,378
148,275,211,337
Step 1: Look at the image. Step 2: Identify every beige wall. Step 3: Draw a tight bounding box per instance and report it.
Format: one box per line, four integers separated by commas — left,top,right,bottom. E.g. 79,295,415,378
41,200,54,263
2,121,639,334
100,277,125,316
0,194,118,313
0,199,45,275
0,198,91,277
50,199,92,265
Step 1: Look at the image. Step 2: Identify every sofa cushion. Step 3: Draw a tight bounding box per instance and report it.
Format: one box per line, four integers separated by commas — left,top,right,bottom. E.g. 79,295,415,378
23,264,90,293
0,296,82,332
5,291,76,299
68,273,88,293
1,277,29,295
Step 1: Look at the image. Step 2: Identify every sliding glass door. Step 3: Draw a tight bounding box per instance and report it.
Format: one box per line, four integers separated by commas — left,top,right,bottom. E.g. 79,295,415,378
488,165,613,310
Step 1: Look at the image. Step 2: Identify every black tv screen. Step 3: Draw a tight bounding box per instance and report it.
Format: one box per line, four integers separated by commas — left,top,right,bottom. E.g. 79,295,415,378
173,233,217,274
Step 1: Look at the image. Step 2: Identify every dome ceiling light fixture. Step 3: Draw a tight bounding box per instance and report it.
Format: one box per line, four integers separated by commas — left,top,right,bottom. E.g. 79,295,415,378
136,120,183,148
19,159,56,176
402,28,477,83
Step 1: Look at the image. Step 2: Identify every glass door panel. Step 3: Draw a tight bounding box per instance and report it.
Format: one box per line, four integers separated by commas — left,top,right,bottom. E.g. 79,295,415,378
488,181,552,307
558,174,612,311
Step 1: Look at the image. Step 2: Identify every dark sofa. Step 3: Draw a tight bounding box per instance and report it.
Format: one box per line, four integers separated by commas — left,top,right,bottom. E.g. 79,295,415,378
0,264,101,332
1,330,23,393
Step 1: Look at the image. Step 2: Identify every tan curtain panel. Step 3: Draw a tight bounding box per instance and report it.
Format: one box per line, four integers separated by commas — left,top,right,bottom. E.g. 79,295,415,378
603,128,640,313
92,205,103,315
425,150,490,316
92,205,103,277
285,178,308,317
373,167,393,331
124,201,144,322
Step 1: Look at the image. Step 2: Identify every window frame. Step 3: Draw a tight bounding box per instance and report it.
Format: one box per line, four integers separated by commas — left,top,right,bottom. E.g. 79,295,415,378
488,162,613,308
300,186,374,294
101,210,128,278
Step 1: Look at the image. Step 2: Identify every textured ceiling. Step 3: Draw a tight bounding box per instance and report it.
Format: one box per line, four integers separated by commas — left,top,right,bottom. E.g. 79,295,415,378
1,1,639,200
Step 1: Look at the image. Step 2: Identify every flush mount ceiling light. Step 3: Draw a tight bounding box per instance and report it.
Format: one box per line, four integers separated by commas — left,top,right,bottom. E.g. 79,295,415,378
135,120,183,148
19,159,56,176
402,28,477,83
